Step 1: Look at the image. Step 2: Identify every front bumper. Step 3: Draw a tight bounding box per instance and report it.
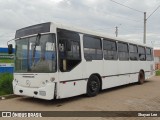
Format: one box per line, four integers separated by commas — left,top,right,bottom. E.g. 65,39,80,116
13,82,55,100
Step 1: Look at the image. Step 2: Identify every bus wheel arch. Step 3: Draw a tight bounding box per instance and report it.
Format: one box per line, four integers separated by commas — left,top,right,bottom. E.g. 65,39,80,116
138,69,145,84
86,74,101,97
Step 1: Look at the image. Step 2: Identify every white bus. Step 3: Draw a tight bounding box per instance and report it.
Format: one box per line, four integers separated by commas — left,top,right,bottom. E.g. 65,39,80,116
8,22,155,100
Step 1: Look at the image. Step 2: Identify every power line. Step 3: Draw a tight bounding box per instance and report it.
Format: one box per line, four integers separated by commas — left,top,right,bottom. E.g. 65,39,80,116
147,4,160,20
93,8,142,23
109,0,144,13
107,13,142,22
62,1,143,23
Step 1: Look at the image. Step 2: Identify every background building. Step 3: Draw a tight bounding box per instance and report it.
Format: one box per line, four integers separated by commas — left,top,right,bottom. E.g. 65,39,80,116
154,49,160,70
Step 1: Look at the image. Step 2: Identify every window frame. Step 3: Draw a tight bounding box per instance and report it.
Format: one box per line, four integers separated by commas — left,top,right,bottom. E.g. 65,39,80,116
103,38,118,60
146,47,153,61
57,28,82,72
83,34,103,60
129,43,138,61
138,46,146,61
118,42,129,61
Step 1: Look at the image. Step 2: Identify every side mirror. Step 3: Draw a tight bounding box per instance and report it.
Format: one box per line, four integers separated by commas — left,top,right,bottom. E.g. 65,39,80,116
8,44,13,54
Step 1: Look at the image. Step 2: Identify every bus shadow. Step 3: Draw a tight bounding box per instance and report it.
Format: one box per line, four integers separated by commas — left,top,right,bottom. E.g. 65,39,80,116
17,94,86,107
17,80,152,106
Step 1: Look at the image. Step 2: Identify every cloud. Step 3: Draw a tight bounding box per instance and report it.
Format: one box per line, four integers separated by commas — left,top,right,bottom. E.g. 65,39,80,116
0,0,160,48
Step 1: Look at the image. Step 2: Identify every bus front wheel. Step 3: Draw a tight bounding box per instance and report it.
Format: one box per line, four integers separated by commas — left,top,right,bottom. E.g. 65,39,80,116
138,70,145,84
87,75,100,97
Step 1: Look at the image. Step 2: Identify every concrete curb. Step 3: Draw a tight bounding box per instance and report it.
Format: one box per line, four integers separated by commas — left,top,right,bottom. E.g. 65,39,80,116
0,94,19,100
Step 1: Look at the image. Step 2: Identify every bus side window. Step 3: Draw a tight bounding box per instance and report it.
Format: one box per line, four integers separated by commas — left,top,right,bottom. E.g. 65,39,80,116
57,29,81,72
138,46,146,61
129,44,138,60
83,35,102,60
146,48,152,61
118,42,129,61
103,39,117,60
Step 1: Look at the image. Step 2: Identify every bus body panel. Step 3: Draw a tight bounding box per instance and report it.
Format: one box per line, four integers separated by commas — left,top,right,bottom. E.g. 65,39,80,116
13,81,55,100
83,60,103,78
14,73,58,88
57,63,85,98
57,80,87,99
117,61,130,84
13,72,58,100
145,61,155,78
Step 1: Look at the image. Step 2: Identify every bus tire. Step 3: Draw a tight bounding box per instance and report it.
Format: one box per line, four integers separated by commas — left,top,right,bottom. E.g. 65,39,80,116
87,75,100,97
138,70,145,84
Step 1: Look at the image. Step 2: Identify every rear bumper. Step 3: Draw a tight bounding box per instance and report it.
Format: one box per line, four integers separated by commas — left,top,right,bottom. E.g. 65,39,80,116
13,81,55,100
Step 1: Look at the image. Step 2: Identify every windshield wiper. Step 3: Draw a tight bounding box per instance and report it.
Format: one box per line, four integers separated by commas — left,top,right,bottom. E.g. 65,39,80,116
32,34,41,66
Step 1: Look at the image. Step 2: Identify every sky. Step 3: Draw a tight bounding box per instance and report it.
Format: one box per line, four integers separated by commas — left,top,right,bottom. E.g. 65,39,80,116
0,0,160,49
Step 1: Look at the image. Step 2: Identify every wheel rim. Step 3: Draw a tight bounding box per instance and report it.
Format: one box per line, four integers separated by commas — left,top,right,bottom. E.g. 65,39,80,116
89,80,99,92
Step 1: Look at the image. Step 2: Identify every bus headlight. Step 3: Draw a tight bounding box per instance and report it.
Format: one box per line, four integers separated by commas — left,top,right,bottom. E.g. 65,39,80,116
42,80,49,85
46,80,49,83
14,79,18,83
50,77,55,82
42,81,46,85
42,78,54,86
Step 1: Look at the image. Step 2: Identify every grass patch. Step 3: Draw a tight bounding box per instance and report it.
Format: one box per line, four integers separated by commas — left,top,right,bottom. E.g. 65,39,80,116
0,59,14,63
0,73,13,96
156,70,160,76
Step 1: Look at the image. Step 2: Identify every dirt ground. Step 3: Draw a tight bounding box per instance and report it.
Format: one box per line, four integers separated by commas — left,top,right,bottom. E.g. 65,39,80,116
0,76,160,120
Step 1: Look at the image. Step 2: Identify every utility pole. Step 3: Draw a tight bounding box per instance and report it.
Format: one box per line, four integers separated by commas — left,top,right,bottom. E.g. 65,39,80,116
115,26,118,37
143,12,147,44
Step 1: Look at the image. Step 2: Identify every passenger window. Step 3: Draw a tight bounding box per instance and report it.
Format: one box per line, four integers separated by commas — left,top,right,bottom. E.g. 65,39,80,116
129,44,138,60
57,29,81,72
83,35,103,60
118,42,129,60
138,46,146,61
146,48,153,61
103,39,117,60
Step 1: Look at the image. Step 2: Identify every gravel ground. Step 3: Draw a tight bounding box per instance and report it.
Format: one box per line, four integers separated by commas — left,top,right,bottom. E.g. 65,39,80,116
0,76,160,120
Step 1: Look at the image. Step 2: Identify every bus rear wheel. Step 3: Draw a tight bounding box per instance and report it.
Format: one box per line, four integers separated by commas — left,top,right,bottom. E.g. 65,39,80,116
138,71,145,84
87,75,100,97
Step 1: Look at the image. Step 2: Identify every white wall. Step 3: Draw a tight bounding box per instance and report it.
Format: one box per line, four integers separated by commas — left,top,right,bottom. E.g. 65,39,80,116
154,57,160,63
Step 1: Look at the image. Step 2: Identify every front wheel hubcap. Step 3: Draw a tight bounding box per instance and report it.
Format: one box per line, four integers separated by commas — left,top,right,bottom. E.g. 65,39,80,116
90,81,98,92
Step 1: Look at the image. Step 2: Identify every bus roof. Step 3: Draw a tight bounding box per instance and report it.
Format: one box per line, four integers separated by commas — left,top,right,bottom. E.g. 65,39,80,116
15,22,153,48
52,22,152,48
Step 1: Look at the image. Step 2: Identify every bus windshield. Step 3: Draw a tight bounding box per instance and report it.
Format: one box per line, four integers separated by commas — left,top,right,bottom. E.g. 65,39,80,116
15,33,56,73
